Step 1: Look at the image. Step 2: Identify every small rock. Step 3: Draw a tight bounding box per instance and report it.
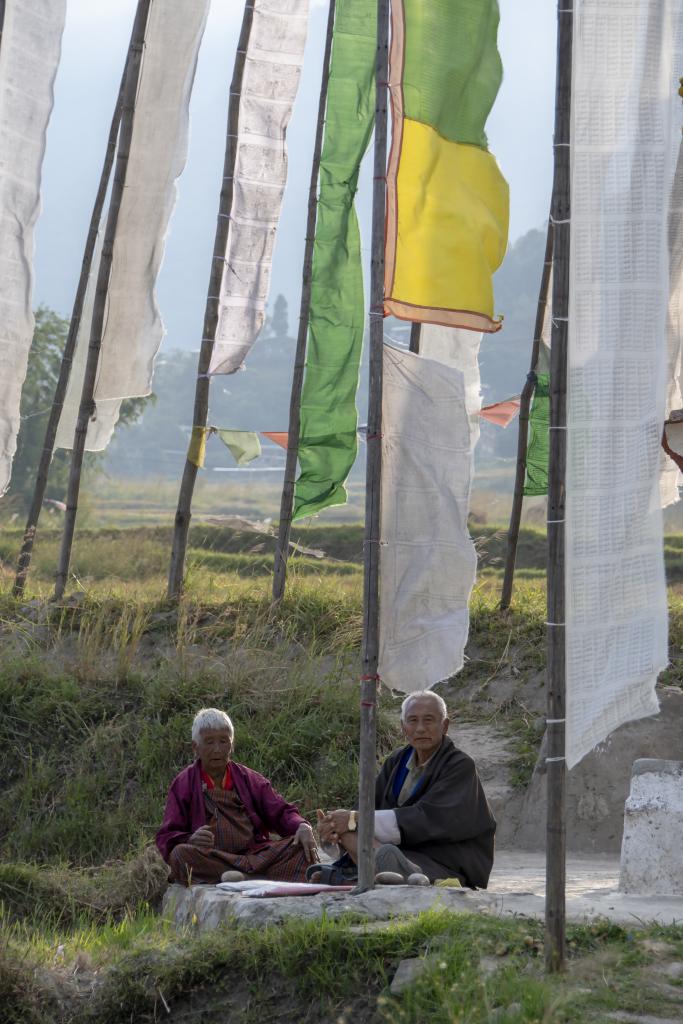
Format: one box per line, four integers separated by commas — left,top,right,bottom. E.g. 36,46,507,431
478,956,500,978
606,1014,683,1024
390,956,438,995
640,939,675,956
375,871,405,886
659,961,683,980
407,873,430,887
490,1002,522,1022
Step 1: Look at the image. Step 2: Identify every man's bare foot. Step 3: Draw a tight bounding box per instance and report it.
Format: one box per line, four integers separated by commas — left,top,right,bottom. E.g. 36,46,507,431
221,870,246,882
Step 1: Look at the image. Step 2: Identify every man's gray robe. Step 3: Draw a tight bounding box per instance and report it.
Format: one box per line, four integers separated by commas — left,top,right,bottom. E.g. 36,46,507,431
375,736,496,887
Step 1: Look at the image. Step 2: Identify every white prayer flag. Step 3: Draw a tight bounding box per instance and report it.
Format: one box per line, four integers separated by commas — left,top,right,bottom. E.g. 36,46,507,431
56,0,209,451
565,0,682,767
209,0,310,375
378,345,477,694
0,0,66,491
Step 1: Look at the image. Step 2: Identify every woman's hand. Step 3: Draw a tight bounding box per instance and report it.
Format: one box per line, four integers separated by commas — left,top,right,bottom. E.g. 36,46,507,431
293,822,319,863
188,825,215,850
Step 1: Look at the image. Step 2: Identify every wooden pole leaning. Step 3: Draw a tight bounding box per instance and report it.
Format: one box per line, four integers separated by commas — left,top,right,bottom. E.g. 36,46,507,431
13,54,129,597
545,0,572,975
272,0,337,604
0,1,6,48
499,220,553,611
356,0,390,894
54,0,152,601
167,0,255,599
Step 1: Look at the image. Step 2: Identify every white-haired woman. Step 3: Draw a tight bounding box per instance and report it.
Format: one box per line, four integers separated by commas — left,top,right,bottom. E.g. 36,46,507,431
156,708,317,885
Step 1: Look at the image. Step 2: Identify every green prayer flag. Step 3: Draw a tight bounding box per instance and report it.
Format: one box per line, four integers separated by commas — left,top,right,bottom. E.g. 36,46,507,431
293,0,376,520
401,0,503,149
216,430,261,466
523,373,549,496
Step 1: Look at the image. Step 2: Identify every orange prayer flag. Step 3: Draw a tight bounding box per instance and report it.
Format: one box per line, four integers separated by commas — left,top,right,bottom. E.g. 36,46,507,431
261,431,289,450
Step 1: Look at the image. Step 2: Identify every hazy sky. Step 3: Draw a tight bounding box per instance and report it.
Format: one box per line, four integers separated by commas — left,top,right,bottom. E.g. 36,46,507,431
34,0,556,353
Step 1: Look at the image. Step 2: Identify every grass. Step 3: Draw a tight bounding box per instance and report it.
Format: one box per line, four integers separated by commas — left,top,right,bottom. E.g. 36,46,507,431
2,905,682,1023
1,519,683,1022
0,646,399,865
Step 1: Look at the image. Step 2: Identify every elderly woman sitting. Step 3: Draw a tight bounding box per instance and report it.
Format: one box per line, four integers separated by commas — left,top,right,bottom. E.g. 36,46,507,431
156,708,317,885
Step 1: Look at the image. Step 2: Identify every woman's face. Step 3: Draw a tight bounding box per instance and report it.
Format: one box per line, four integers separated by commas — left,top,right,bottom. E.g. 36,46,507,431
192,727,233,776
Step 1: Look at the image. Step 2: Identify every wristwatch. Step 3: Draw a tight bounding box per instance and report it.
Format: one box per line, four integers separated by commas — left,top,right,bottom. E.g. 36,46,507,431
347,810,358,832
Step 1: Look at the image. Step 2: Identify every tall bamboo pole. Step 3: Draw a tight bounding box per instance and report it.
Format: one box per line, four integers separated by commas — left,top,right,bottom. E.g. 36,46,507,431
54,0,152,600
168,0,255,599
272,0,336,604
499,220,553,611
0,1,6,48
356,0,389,894
545,0,572,975
408,322,421,354
13,45,130,598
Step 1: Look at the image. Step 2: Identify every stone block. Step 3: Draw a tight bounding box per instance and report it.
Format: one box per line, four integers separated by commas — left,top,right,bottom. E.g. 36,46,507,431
162,882,478,932
389,956,439,995
619,759,683,895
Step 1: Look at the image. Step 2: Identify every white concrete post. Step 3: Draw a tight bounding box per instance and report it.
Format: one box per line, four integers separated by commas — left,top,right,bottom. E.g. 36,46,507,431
619,759,683,895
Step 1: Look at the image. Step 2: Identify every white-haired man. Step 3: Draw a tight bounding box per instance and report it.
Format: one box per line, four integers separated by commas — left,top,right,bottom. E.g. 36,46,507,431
315,691,495,887
157,708,317,885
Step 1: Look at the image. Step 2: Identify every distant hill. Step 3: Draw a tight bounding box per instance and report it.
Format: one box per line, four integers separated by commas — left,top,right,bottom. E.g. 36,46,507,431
104,227,546,481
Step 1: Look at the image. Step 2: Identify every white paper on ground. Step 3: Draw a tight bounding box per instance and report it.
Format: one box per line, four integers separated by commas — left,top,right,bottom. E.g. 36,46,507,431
0,0,66,490
209,0,310,375
56,0,209,450
378,345,476,694
565,0,682,768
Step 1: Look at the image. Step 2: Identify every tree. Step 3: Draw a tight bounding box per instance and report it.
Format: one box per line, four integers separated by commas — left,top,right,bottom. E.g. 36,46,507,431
6,306,150,510
271,293,289,341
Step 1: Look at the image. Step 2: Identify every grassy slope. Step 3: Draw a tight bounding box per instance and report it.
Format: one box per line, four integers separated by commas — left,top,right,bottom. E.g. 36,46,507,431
4,902,683,1024
1,522,683,1022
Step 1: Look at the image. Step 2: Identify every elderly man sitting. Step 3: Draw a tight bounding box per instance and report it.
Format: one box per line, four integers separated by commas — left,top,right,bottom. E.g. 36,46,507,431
315,691,495,887
157,708,317,885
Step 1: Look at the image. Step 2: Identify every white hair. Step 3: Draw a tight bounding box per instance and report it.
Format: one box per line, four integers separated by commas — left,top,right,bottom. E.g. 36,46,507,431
192,708,234,743
400,691,448,723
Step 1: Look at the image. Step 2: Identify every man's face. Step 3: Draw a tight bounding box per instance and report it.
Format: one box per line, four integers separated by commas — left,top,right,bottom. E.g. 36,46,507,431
401,697,449,761
192,727,233,776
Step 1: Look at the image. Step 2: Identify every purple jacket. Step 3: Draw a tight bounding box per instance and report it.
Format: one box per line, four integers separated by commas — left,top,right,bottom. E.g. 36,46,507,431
156,760,306,862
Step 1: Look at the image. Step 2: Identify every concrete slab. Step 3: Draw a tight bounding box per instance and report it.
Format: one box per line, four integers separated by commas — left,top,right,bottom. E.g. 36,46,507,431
162,850,683,932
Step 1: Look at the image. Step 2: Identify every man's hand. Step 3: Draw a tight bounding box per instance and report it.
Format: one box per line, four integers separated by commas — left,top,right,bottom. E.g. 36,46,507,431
317,809,351,843
188,825,214,850
293,822,318,863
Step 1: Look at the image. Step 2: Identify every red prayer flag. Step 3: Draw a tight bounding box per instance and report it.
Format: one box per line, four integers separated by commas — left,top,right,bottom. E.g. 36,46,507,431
261,432,289,450
479,397,521,428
